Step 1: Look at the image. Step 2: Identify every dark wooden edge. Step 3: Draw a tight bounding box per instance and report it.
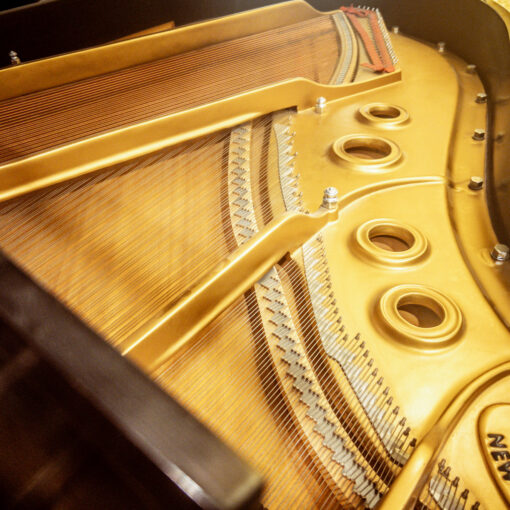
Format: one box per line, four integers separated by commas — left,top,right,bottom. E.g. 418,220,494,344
0,252,263,510
0,0,252,66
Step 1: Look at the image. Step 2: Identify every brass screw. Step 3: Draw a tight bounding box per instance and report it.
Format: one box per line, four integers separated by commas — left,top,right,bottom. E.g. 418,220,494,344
491,244,510,262
472,129,485,141
468,176,484,190
466,64,477,74
437,42,446,53
475,93,487,104
392,26,400,34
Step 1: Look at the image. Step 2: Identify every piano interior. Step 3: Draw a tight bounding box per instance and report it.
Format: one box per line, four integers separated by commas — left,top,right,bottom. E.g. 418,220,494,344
1,1,510,508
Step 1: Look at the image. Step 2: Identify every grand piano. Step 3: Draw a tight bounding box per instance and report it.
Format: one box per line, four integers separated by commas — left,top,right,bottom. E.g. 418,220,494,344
0,1,510,508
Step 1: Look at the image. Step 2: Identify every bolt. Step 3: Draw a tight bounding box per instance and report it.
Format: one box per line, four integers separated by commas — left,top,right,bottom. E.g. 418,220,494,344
391,26,400,34
475,92,487,104
315,97,326,114
468,176,484,190
437,41,446,53
9,50,20,65
466,64,477,74
322,187,338,210
472,128,486,141
491,243,510,262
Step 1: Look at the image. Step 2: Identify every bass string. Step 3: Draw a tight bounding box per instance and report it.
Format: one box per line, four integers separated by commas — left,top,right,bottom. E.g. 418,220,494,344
0,126,237,335
171,236,406,478
1,47,337,160
157,244,402,504
277,250,409,493
0,114,289,343
0,107,273,231
158,286,354,510
0,126,235,275
2,106,402,502
157,295,344,510
0,15,336,117
168,276,382,508
0,22,339,161
278,254,402,490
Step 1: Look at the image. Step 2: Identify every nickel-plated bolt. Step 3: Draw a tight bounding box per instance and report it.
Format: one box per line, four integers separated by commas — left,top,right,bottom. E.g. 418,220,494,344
491,243,510,262
475,92,487,104
9,50,20,65
468,176,484,190
392,26,400,34
315,97,326,114
472,128,486,141
322,187,338,210
466,64,477,74
437,42,446,53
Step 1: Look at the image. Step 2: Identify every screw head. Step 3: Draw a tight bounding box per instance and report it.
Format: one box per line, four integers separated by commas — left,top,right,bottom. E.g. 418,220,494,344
315,97,326,114
466,64,477,74
392,26,400,34
437,41,446,53
322,187,338,209
491,243,510,262
9,50,20,65
468,176,484,190
472,128,486,141
475,92,487,104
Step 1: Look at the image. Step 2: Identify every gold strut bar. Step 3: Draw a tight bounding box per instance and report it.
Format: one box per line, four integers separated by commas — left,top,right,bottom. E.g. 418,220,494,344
0,72,400,205
121,197,339,371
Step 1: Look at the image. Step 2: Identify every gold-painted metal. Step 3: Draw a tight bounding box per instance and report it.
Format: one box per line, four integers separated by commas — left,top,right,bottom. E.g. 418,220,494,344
291,26,510,508
376,285,463,349
445,43,510,330
331,134,402,171
122,204,339,371
353,219,428,266
379,362,510,510
357,103,410,127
